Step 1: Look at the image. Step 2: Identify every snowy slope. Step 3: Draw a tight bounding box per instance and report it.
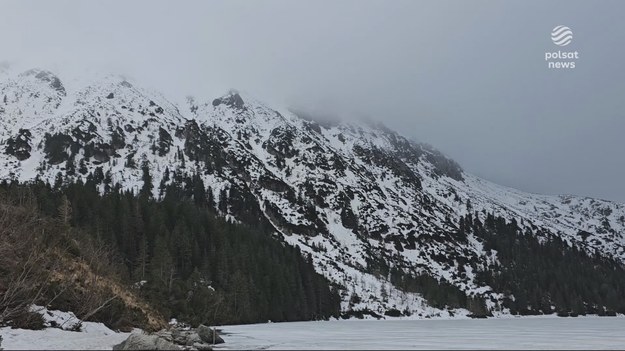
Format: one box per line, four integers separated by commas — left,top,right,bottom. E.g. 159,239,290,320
1,67,624,318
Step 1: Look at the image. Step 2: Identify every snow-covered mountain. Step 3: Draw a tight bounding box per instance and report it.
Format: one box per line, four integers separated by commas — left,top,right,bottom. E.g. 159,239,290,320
1,67,624,318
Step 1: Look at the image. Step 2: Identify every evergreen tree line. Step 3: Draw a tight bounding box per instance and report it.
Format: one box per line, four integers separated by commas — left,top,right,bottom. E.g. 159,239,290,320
366,255,489,317
389,269,488,316
465,212,625,316
0,176,341,326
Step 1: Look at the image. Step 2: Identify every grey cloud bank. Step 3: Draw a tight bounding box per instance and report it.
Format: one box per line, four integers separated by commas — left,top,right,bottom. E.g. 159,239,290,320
2,0,624,202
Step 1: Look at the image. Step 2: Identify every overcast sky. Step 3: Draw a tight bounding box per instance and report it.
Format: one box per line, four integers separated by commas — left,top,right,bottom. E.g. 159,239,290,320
2,0,625,202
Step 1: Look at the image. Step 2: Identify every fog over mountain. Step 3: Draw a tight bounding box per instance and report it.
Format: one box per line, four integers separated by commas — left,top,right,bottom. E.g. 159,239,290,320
2,0,625,202
3,3,625,346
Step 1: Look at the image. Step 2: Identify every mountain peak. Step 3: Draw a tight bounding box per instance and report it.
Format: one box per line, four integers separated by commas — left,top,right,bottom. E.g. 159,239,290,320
19,68,66,95
212,89,245,110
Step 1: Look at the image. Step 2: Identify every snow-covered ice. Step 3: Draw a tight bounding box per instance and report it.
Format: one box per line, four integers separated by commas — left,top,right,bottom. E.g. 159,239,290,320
216,317,625,350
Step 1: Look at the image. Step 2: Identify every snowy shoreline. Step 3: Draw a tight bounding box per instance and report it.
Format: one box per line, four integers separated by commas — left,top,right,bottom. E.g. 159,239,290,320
2,313,623,350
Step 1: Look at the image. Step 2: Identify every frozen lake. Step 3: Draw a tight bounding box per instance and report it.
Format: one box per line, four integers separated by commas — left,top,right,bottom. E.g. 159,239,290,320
216,317,625,350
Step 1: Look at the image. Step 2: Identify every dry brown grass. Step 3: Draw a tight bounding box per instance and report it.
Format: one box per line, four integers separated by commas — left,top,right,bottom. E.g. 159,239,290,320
50,250,167,331
0,189,166,331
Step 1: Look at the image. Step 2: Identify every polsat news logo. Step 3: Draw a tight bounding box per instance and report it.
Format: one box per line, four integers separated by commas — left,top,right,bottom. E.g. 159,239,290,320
545,25,578,69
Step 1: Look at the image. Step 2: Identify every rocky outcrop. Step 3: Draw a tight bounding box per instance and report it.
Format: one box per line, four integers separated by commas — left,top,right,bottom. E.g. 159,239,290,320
113,333,180,350
5,129,32,161
22,69,66,95
114,325,225,351
197,325,225,345
212,91,245,110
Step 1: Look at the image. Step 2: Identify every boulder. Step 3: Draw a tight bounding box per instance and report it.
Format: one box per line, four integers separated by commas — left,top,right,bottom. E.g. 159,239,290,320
193,342,213,351
113,333,180,350
187,331,202,344
197,325,225,344
155,330,173,342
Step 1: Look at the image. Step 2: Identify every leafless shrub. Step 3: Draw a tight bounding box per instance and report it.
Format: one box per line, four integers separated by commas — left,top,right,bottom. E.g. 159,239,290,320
0,198,53,325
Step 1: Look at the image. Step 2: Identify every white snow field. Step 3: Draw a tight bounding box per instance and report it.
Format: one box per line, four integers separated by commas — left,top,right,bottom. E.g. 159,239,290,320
216,317,625,350
0,306,130,350
0,325,129,350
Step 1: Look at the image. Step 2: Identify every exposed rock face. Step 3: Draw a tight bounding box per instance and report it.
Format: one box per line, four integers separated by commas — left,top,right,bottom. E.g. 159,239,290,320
197,325,225,345
23,69,66,95
5,129,32,160
113,333,180,350
114,325,225,351
212,91,245,110
158,325,225,350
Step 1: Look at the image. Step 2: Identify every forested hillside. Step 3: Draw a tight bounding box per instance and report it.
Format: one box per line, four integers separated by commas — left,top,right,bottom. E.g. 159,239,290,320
0,177,340,330
469,213,625,316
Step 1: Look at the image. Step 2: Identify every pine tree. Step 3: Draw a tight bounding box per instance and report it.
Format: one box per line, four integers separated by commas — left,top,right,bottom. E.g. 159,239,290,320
103,170,113,193
140,161,153,199
54,172,64,189
58,194,72,226
152,234,176,291
78,158,88,175
192,174,206,207
65,155,76,176
218,188,228,213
